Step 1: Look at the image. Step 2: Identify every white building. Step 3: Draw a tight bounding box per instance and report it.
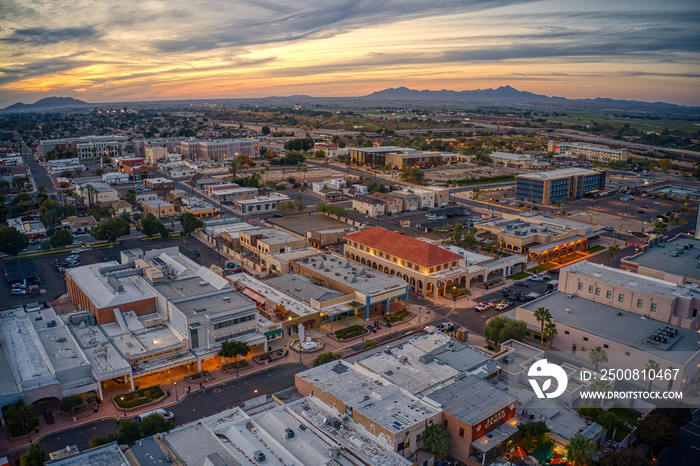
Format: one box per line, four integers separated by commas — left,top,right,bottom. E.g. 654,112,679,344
102,172,129,184
178,138,260,160
232,193,290,216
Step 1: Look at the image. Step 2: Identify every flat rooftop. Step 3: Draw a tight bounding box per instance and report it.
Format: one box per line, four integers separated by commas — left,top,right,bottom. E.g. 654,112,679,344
565,260,690,300
557,143,621,154
230,272,319,318
297,360,441,433
266,274,343,303
441,245,493,265
234,193,289,204
67,262,158,309
286,397,412,466
155,278,255,317
624,235,700,284
427,375,516,425
517,168,600,180
295,253,407,297
27,307,90,374
245,227,302,245
45,442,129,465
518,292,700,364
65,319,131,379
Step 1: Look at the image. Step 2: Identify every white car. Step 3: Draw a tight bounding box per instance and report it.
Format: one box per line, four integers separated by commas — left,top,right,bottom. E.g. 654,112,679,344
437,322,455,332
529,274,545,282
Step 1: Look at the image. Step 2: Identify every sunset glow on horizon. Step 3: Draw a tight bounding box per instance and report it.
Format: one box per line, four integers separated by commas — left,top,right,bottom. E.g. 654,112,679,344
1,0,699,107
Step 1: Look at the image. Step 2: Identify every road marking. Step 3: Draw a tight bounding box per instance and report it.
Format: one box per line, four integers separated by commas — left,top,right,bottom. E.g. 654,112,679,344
681,427,700,438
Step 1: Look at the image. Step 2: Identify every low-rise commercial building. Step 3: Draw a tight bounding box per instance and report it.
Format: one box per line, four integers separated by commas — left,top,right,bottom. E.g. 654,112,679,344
143,177,175,191
75,182,120,204
232,193,289,216
621,234,700,286
140,199,175,217
516,168,606,205
124,164,156,181
352,194,386,217
101,172,129,184
239,228,306,259
61,215,97,234
549,141,628,162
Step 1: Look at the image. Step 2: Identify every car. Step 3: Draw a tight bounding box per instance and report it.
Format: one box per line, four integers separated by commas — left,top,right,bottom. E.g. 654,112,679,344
11,288,28,296
653,201,660,205
531,206,539,210
474,303,489,312
72,240,82,246
435,215,447,220
73,248,85,254
495,302,511,311
636,210,645,214
437,322,455,332
426,215,438,220
602,226,615,232
271,214,283,218
514,281,530,287
529,274,545,282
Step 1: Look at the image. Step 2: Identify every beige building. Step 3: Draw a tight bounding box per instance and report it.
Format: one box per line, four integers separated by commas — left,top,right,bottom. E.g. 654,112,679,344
549,141,628,162
140,199,175,217
239,228,306,259
352,194,386,217
144,146,168,165
369,192,402,213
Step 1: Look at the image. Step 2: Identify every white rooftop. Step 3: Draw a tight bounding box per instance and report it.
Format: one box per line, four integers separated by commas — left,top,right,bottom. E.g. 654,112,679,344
230,273,319,318
518,168,600,180
66,261,158,309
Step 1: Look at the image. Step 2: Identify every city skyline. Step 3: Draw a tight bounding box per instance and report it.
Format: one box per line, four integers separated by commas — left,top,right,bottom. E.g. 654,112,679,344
1,0,699,108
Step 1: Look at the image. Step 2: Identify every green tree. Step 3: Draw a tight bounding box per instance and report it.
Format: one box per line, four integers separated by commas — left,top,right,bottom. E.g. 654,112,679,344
50,228,74,248
122,189,138,206
91,217,131,243
140,413,174,437
116,419,143,445
604,243,621,264
588,346,608,372
313,352,341,367
362,340,379,349
59,395,83,412
634,413,678,455
400,168,425,184
658,158,672,171
451,222,463,245
652,221,668,234
261,125,271,135
517,421,551,452
534,307,552,349
20,443,46,466
4,400,35,432
601,448,654,466
178,212,204,238
567,434,595,466
543,321,557,349
12,175,27,189
484,316,527,347
276,200,296,212
421,424,451,460
0,226,28,255
138,213,168,238
643,360,660,392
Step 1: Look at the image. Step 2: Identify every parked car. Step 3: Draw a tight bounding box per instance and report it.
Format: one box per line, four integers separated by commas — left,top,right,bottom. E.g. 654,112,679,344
11,288,29,296
602,226,615,232
529,274,545,282
474,303,489,312
437,322,455,332
514,281,530,287
495,302,511,311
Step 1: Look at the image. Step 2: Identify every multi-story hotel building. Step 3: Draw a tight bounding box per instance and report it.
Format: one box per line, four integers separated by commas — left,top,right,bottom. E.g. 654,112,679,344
178,139,260,160
515,168,606,205
549,141,628,162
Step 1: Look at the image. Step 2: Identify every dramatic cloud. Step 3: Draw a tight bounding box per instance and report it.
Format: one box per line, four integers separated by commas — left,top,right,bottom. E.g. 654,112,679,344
0,0,698,106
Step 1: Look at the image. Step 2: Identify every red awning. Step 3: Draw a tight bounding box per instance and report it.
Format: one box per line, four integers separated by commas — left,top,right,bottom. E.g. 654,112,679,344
549,452,567,464
508,446,528,458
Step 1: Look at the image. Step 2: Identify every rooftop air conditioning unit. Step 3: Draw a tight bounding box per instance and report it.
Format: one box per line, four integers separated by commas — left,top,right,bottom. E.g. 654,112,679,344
254,450,266,462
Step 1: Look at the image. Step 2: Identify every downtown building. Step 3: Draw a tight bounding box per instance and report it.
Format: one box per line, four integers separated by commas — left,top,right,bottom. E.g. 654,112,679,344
178,138,260,159
515,168,606,205
38,135,130,160
549,141,629,162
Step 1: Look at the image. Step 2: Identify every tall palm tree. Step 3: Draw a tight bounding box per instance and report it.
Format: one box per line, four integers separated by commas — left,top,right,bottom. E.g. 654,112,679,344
604,243,621,264
567,434,595,466
543,321,557,349
534,307,552,349
644,360,660,392
588,346,608,372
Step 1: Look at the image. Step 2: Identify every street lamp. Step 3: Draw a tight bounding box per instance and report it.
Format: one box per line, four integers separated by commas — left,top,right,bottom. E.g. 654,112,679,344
173,381,178,401
120,396,126,417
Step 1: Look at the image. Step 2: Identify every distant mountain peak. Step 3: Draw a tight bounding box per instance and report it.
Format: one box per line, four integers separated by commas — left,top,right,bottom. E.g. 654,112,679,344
2,96,88,112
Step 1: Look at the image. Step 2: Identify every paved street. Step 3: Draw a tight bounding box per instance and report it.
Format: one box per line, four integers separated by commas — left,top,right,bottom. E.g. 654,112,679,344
38,363,305,454
658,408,700,466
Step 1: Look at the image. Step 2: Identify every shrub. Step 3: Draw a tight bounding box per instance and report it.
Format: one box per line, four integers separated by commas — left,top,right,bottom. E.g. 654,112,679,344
335,325,366,340
313,352,342,367
362,340,379,349
383,309,408,324
114,386,164,409
59,395,83,412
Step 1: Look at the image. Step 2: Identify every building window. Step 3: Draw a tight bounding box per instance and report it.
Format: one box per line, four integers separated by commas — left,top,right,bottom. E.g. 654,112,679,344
588,285,594,293
595,287,600,296
459,427,465,437
564,330,570,335
625,351,630,356
606,290,612,299
578,283,583,291
651,304,657,312
637,299,643,308
603,344,609,349
583,337,589,341
618,294,624,302
443,420,448,428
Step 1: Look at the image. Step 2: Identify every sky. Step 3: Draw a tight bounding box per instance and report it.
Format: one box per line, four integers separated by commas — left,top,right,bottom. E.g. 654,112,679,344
1,0,699,107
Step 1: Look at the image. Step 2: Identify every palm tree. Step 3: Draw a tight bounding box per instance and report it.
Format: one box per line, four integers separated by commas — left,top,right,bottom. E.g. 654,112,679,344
604,243,621,264
644,360,660,391
567,434,595,466
543,321,557,349
589,379,611,406
421,424,451,460
534,307,552,349
588,346,608,372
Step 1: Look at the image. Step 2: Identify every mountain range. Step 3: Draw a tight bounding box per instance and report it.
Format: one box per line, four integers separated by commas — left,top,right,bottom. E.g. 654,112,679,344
2,96,88,112
2,87,697,114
